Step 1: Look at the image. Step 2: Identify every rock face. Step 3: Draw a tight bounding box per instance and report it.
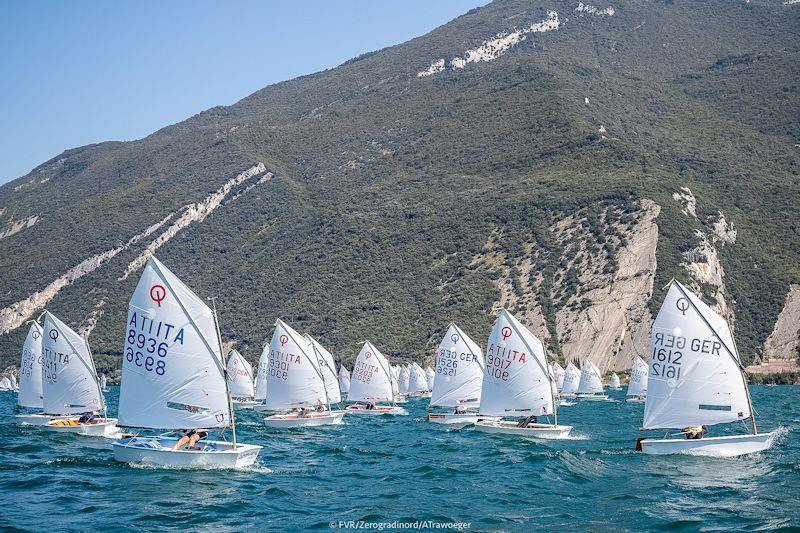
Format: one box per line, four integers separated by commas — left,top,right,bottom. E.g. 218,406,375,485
762,284,800,361
478,199,660,371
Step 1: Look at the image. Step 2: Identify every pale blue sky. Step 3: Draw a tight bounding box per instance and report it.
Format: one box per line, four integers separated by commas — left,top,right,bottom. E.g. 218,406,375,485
0,1,487,184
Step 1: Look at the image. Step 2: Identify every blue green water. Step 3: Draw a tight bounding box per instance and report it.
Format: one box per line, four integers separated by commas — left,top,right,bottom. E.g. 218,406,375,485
1,386,798,531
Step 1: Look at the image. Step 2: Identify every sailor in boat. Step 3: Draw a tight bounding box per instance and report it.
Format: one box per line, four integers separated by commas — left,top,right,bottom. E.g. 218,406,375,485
682,425,708,440
365,402,376,410
453,405,467,415
314,399,325,413
516,415,538,428
172,429,209,451
297,407,310,419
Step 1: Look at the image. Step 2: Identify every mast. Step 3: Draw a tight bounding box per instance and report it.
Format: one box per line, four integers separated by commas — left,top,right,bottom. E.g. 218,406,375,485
672,281,757,435
83,333,107,417
209,296,237,449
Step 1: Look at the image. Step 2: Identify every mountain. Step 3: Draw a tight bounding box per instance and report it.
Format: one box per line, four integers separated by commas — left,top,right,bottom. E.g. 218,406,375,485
1,0,799,377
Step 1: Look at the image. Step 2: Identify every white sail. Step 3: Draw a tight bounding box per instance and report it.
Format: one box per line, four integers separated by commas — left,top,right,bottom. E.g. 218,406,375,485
397,366,410,394
265,320,326,410
42,312,104,415
227,349,255,399
627,356,649,398
561,363,580,395
552,362,566,393
117,256,229,430
10,374,18,390
577,360,604,394
425,366,435,389
408,363,428,393
347,341,395,402
19,322,44,408
0,377,11,390
480,309,554,417
610,373,621,389
254,344,268,400
100,373,107,390
643,280,751,430
306,334,342,404
338,366,350,394
430,324,484,407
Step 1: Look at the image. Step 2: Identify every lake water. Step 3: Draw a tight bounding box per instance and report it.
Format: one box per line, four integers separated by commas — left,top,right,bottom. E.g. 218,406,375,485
1,386,797,531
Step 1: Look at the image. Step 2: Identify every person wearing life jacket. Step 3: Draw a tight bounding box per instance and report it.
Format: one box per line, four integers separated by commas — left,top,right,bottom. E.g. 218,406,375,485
682,425,708,440
78,412,98,424
517,415,538,428
173,428,209,450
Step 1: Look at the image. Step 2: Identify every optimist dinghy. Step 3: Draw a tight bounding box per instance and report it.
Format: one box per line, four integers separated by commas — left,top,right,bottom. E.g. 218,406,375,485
427,323,499,426
575,360,608,400
15,322,60,425
625,356,648,403
26,312,120,437
345,341,407,415
261,322,346,428
636,280,777,457
111,256,261,468
252,344,271,412
609,373,622,391
425,366,435,390
406,362,430,398
227,349,259,408
474,309,572,439
560,362,580,397
100,373,108,392
339,366,350,399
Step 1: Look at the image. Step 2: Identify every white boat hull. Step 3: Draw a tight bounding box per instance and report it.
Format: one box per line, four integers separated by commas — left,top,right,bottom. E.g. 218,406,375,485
626,397,646,403
427,412,501,426
345,404,407,415
112,437,262,468
557,400,576,407
44,418,121,438
474,420,573,439
233,400,261,409
263,411,346,428
639,432,777,457
575,393,609,401
16,413,71,426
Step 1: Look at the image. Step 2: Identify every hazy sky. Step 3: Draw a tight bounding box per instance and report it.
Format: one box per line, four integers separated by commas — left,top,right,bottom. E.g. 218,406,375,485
0,0,487,184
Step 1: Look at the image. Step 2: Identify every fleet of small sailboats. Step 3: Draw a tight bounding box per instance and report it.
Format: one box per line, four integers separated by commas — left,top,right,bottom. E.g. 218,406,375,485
636,280,777,456
5,255,780,466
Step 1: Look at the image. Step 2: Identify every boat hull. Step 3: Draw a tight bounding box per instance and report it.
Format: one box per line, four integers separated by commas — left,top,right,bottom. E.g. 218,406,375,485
263,411,346,428
625,397,646,403
474,420,573,439
112,437,262,468
427,413,500,426
575,393,609,401
16,413,71,426
345,404,407,415
44,418,121,438
639,432,777,457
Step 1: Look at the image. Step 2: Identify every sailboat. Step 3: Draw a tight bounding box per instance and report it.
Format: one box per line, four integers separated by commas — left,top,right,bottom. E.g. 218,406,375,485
407,362,430,398
112,256,262,468
552,362,566,393
345,341,407,415
576,360,608,400
427,323,499,426
637,280,777,456
609,372,621,391
100,373,108,392
626,356,648,403
474,309,572,438
33,312,120,436
16,322,50,424
425,366,435,390
252,344,270,412
339,366,350,398
560,362,580,398
261,321,346,427
397,366,410,397
228,349,258,408
306,334,343,406
0,377,11,391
